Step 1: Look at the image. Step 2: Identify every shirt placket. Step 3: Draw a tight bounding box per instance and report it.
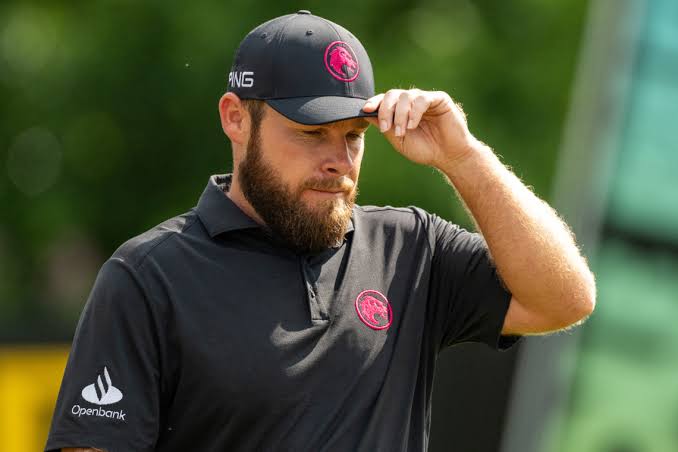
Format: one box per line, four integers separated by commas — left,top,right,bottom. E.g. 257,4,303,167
300,255,329,322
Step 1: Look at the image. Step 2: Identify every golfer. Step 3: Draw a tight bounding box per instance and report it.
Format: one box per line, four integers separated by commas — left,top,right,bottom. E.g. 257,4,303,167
46,10,595,452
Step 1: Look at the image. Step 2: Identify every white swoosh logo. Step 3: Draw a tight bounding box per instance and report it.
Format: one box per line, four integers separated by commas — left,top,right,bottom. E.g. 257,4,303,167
81,366,123,405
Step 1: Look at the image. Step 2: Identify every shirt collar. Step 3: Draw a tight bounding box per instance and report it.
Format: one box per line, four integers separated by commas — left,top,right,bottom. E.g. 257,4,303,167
195,174,355,239
195,174,260,237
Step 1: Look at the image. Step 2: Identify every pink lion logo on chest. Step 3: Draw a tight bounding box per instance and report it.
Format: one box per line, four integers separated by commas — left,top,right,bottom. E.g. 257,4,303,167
324,41,360,82
355,290,393,330
360,296,388,324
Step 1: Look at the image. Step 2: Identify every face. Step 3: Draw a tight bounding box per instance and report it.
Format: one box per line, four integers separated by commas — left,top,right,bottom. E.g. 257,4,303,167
238,104,368,254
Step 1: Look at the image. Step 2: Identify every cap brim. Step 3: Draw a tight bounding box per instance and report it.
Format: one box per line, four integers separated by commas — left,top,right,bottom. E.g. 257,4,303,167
265,96,378,125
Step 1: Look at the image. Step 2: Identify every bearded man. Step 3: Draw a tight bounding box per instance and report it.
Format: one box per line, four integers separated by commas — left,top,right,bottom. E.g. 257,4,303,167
46,10,595,452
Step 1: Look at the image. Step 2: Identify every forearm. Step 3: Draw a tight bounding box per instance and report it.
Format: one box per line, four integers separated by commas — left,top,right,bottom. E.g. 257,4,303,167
439,139,596,321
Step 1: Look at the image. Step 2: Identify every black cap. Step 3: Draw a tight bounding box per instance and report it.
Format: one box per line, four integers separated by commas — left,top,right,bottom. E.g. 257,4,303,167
227,11,376,125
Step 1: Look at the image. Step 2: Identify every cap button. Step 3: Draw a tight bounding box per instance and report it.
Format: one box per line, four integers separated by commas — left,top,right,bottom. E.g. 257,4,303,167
297,10,311,14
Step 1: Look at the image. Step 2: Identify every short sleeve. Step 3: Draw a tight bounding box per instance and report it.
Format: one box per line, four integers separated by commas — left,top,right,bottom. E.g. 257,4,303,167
429,214,521,351
45,258,163,452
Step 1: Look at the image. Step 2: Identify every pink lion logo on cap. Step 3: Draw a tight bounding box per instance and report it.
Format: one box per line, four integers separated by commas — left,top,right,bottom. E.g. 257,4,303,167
324,41,360,82
355,290,392,330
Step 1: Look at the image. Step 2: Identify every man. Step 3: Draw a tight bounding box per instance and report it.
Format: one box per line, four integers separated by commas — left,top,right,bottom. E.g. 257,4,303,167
46,10,595,452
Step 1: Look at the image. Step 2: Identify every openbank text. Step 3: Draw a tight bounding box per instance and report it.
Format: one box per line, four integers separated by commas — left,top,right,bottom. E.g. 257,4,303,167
71,404,126,421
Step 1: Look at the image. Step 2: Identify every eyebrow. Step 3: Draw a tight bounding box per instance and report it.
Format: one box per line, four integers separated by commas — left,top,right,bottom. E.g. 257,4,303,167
320,119,370,130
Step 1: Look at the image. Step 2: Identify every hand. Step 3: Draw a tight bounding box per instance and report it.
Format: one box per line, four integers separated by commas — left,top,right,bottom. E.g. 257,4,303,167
362,89,480,168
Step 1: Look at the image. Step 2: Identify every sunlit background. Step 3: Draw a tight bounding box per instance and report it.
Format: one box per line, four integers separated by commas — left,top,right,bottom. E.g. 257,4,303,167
1,1,676,451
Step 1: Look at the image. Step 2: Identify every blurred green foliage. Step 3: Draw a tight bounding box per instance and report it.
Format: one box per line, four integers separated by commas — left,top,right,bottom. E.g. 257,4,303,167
0,0,588,340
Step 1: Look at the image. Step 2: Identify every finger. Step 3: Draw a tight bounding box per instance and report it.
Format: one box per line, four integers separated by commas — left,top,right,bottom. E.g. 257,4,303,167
407,93,431,130
377,89,402,133
393,91,412,137
362,93,384,112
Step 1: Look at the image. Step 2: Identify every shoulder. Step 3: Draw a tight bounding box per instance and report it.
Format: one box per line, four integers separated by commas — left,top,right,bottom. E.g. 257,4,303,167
354,205,481,255
354,204,432,228
110,209,202,271
353,205,440,251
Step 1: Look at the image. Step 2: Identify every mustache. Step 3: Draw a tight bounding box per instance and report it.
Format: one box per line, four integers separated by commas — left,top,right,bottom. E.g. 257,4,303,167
302,177,355,193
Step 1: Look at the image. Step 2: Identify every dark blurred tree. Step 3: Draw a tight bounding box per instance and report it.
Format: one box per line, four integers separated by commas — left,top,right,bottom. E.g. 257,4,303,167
0,0,588,340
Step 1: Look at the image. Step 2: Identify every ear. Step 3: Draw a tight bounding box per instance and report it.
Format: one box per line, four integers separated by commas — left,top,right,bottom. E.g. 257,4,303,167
218,92,249,145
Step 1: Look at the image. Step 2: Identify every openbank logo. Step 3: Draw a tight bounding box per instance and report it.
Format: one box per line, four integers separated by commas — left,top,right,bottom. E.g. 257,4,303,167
82,366,123,405
71,366,126,421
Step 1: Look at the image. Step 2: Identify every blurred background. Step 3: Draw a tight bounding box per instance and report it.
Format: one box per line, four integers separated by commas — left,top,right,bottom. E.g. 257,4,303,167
0,0,676,451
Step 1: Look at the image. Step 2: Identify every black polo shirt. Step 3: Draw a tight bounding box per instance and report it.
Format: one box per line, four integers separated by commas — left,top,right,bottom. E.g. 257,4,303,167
45,174,520,452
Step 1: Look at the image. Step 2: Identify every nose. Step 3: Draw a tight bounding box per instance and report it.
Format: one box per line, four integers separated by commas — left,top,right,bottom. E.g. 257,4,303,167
320,136,356,177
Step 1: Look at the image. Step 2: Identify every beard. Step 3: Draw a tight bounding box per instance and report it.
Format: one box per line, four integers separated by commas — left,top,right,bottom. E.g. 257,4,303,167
237,126,357,255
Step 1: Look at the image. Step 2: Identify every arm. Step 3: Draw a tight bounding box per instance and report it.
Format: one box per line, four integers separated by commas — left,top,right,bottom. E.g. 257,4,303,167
363,89,596,336
438,139,595,335
45,259,163,451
